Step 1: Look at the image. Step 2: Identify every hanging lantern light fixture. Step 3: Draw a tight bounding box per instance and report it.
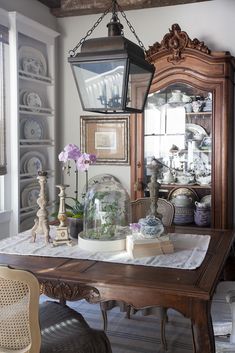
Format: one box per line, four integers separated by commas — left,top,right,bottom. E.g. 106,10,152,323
68,0,155,114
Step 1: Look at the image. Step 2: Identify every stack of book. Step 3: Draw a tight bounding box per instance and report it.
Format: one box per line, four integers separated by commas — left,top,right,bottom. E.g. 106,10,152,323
126,234,174,258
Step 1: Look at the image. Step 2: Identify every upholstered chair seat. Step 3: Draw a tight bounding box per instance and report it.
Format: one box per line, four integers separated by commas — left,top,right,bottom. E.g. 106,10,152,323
0,266,112,353
40,301,112,353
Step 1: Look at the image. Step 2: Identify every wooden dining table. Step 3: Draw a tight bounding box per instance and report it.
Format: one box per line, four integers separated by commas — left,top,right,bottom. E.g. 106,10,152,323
0,226,234,353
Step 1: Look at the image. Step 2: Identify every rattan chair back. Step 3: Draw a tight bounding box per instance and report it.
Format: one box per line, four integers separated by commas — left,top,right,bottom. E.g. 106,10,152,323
0,266,41,353
131,197,175,226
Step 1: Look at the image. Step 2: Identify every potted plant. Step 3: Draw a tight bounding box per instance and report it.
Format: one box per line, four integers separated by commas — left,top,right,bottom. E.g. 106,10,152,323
57,144,96,238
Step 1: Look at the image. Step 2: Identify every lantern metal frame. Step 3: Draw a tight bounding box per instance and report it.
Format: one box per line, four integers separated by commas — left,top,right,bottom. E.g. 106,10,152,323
68,0,155,114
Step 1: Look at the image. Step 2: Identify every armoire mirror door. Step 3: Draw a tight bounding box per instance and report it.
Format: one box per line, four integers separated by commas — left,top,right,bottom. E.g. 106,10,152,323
130,24,235,229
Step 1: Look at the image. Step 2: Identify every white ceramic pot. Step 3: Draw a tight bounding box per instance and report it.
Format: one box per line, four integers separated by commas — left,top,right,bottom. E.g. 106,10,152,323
172,195,193,207
197,175,211,185
171,90,182,102
177,175,192,184
163,170,175,184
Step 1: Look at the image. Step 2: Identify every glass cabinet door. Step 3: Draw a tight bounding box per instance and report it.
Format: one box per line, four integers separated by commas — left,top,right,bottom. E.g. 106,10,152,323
144,83,212,226
131,24,235,229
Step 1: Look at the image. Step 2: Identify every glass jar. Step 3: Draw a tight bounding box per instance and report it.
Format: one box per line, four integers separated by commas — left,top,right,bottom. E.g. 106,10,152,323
83,178,131,240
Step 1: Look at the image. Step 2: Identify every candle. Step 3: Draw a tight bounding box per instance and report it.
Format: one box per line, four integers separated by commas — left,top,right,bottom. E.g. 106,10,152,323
102,82,107,98
113,84,119,96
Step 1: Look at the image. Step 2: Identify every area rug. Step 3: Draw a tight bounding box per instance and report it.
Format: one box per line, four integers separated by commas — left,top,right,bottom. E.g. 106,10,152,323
41,283,235,353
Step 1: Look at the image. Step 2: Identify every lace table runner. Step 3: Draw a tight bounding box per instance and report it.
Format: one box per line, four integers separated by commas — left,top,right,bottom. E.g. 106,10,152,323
0,227,210,270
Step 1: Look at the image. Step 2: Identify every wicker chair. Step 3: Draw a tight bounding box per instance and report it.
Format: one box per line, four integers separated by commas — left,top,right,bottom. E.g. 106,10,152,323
131,197,174,226
0,266,112,353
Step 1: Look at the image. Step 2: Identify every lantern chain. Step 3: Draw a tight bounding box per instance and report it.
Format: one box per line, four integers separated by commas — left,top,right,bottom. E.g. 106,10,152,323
69,3,113,57
69,0,147,57
116,2,146,52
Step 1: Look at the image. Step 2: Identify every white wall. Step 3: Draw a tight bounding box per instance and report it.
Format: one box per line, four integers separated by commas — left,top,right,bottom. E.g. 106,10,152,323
56,0,235,198
0,0,57,30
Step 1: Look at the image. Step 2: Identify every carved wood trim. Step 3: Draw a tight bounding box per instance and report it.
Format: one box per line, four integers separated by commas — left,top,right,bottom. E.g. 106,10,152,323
40,279,100,302
46,1,210,17
146,23,210,64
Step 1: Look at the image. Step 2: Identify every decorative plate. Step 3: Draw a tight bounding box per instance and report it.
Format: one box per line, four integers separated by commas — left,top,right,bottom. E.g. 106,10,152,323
24,91,42,112
20,151,46,174
23,118,44,139
21,183,40,208
19,46,47,76
19,89,29,105
82,174,120,195
185,123,208,140
25,156,43,174
168,187,199,203
200,195,211,205
27,187,40,207
199,136,212,149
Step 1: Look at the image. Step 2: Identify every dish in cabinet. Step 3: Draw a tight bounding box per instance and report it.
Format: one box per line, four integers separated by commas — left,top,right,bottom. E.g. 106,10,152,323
20,150,46,174
19,89,29,105
25,156,43,174
25,91,42,112
23,118,44,140
185,123,208,141
199,136,212,149
19,46,47,76
19,89,43,112
200,194,211,206
21,183,40,208
168,187,199,203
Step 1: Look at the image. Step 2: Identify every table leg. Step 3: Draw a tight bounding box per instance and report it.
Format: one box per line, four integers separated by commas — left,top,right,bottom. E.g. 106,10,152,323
100,302,108,331
191,302,215,353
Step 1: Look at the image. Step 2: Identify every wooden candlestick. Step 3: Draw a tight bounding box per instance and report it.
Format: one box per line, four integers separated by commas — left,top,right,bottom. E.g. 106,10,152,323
147,159,163,220
53,184,72,246
31,171,51,244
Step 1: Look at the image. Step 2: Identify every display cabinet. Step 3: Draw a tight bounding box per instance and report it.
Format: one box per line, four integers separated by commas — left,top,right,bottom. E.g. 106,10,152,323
130,24,235,229
8,12,59,234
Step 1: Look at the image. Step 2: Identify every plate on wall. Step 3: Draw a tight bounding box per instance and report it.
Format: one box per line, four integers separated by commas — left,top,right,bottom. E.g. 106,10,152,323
23,118,44,140
19,46,47,76
20,150,46,174
23,91,42,112
19,89,29,105
25,156,43,174
21,183,40,208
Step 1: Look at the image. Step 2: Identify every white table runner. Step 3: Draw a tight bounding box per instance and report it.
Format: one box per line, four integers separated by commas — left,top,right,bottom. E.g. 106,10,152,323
0,227,210,270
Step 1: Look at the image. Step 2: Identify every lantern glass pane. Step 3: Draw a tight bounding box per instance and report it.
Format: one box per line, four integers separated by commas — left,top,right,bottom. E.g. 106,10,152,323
71,59,126,111
126,62,153,111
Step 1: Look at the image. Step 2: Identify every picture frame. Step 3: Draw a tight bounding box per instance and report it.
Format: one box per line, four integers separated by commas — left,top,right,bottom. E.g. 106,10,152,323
80,115,130,164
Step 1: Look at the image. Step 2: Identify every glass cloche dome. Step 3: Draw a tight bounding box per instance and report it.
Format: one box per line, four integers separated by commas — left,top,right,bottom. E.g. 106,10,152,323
83,177,131,241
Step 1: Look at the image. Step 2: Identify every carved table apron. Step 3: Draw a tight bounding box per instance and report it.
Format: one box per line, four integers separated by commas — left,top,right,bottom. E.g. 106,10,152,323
0,226,234,353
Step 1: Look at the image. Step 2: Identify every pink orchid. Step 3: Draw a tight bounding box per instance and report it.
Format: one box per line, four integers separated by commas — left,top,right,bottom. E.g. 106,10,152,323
58,144,96,201
58,144,81,163
89,154,97,164
58,151,69,163
76,153,97,172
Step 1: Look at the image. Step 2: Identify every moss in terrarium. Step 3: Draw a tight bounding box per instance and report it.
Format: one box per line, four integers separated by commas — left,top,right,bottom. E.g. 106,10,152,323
83,178,131,240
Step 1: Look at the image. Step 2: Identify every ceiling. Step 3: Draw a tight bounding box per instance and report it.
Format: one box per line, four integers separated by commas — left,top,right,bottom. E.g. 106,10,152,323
38,0,210,17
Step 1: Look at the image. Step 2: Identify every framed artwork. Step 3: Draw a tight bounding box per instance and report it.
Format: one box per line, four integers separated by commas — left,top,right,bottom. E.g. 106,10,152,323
80,116,130,164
